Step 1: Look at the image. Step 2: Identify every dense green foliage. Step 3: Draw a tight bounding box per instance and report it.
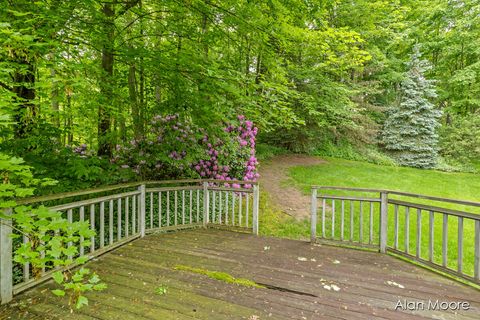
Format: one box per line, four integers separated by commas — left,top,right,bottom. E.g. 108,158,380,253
0,117,105,310
1,0,479,176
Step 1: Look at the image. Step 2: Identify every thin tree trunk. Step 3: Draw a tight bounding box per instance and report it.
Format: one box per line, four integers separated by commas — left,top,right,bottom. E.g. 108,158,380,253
12,56,36,138
98,3,115,157
128,63,142,139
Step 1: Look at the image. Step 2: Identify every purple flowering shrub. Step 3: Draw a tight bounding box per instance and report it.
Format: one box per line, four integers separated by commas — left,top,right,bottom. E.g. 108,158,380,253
113,114,259,186
193,115,259,188
113,114,204,179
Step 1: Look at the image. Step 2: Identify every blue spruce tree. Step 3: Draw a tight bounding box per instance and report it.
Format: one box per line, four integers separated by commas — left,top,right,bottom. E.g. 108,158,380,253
382,46,442,168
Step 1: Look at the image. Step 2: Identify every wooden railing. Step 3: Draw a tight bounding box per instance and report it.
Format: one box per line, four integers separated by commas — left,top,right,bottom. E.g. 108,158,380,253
310,186,480,285
0,179,259,304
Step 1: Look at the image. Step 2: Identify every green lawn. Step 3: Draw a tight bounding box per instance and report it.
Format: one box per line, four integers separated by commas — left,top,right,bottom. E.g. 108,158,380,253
261,157,480,280
289,157,480,203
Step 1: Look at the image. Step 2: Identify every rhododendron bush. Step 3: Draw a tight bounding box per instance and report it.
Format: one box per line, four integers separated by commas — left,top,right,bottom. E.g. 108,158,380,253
113,114,259,185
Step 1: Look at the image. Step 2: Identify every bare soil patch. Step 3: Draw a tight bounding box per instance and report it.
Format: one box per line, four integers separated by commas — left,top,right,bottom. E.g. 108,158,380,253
258,154,326,220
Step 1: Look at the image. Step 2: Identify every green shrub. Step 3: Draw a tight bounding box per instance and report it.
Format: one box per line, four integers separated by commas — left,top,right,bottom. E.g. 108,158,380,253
256,143,289,161
439,114,480,169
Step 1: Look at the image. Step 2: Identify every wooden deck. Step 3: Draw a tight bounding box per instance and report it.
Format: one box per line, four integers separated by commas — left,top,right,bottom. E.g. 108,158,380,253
1,229,479,320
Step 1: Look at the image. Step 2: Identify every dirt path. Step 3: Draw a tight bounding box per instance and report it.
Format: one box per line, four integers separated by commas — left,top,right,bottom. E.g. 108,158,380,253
258,154,326,220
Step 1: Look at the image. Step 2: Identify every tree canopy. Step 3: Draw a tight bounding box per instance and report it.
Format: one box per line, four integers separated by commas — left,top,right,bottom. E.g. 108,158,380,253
1,0,479,191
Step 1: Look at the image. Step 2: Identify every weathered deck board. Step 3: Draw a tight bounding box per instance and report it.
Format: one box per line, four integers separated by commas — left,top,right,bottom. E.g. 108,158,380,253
1,229,479,320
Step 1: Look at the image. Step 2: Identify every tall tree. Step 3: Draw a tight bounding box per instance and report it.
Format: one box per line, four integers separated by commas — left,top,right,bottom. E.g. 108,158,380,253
382,46,442,168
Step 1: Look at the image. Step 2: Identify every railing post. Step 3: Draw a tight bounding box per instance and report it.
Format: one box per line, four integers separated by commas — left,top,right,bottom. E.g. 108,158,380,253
138,184,146,237
310,188,317,244
252,184,260,235
475,220,480,281
203,182,209,227
0,208,13,304
379,192,388,253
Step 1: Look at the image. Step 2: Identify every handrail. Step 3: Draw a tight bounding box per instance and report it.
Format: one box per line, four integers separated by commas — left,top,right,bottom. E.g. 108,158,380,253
17,179,258,205
312,186,480,207
388,199,480,220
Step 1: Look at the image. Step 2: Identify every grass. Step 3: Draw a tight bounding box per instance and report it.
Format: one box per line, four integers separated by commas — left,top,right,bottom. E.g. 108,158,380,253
289,157,480,202
261,157,480,278
259,191,310,240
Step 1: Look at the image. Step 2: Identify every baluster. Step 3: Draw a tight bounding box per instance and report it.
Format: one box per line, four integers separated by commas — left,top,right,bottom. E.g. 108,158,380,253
232,193,236,226
359,201,363,243
218,191,223,224
125,197,129,237
99,202,105,248
182,190,186,225
109,200,113,245
190,190,193,224
90,204,95,253
331,199,335,239
166,191,170,227
350,201,354,241
246,192,250,227
132,195,136,234
394,205,399,249
429,211,434,262
41,236,45,273
150,192,153,229
79,206,85,256
311,189,317,243
239,193,243,227
158,192,162,228
474,220,480,281
67,209,73,260
404,207,410,253
23,235,29,281
117,198,122,241
321,198,326,237
442,213,448,267
174,190,178,226
458,217,463,273
196,189,200,223
340,200,345,241
225,191,229,225
212,191,216,223
416,209,421,258
369,202,374,244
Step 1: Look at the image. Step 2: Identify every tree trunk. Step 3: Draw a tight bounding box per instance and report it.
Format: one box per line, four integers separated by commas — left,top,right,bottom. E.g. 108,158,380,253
128,63,142,139
98,3,115,157
12,56,36,138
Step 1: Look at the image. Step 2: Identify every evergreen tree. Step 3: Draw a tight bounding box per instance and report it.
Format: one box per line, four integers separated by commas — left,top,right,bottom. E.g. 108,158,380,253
382,46,442,168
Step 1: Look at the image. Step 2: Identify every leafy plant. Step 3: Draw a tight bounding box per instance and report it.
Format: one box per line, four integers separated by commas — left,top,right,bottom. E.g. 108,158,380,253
52,268,107,309
155,285,168,295
0,129,106,310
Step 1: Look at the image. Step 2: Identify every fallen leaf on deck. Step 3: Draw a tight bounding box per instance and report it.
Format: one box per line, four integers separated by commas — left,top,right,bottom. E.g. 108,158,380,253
332,259,340,264
297,257,308,261
386,280,405,289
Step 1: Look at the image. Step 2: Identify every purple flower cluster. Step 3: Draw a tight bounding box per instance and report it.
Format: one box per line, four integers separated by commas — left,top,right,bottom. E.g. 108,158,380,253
71,144,89,158
113,113,258,184
235,115,259,185
193,138,230,181
193,115,259,188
